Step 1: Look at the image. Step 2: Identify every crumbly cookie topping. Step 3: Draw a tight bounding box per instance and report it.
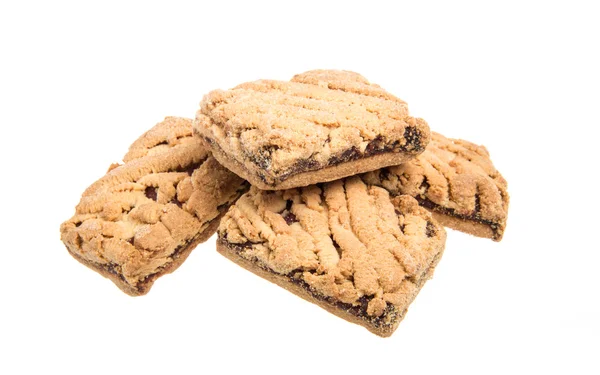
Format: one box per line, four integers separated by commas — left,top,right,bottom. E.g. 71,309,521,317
195,70,430,180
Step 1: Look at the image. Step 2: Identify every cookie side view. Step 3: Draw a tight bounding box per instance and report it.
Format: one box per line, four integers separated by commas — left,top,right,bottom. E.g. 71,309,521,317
60,117,249,296
194,69,430,190
217,177,446,337
362,132,509,241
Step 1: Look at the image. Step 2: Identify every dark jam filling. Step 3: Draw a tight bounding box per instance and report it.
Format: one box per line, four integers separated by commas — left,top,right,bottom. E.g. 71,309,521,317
282,201,298,225
425,222,436,238
287,275,401,330
145,186,158,201
174,162,203,176
222,238,402,330
104,262,127,283
415,195,500,238
276,128,425,183
402,126,423,151
170,198,183,208
207,126,425,185
282,212,298,225
146,188,185,208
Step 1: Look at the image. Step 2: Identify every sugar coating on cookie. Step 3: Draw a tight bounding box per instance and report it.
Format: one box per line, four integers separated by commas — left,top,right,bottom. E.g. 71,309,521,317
362,132,509,240
194,69,431,190
61,117,248,296
217,177,445,337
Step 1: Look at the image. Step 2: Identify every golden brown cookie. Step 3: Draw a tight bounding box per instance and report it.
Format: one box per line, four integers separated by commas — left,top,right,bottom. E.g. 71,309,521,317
194,69,430,190
61,117,249,296
217,177,446,337
362,132,509,241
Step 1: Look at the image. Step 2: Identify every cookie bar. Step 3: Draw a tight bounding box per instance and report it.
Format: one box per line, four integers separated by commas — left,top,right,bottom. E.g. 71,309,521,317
362,132,509,241
217,177,446,337
61,117,249,296
194,69,430,190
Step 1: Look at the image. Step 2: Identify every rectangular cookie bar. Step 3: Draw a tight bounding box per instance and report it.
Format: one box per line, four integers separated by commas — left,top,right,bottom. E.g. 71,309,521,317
60,117,249,296
362,132,509,240
194,69,430,190
217,177,446,337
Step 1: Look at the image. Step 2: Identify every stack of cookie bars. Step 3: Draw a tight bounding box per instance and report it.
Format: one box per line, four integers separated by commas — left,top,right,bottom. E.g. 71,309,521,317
61,70,509,337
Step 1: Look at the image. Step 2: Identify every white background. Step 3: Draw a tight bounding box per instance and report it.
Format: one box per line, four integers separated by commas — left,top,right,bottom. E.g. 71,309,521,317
1,1,598,374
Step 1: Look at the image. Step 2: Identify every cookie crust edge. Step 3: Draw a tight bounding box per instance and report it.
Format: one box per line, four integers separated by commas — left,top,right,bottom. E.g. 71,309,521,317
65,212,224,296
203,135,419,190
216,237,444,337
429,211,503,240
